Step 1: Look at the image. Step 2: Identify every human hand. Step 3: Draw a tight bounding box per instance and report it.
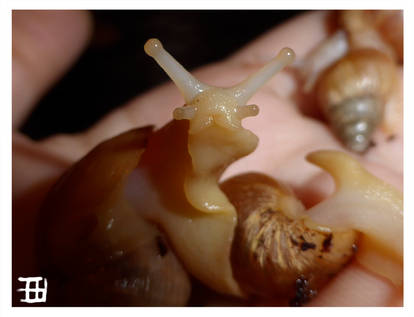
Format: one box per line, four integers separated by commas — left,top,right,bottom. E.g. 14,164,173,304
12,10,402,306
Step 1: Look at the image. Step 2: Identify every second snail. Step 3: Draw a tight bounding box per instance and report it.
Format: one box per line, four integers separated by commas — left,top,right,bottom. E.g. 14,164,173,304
35,11,403,306
300,10,403,153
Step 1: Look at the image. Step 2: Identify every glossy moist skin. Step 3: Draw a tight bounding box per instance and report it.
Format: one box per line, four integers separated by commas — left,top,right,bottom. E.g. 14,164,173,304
127,39,298,297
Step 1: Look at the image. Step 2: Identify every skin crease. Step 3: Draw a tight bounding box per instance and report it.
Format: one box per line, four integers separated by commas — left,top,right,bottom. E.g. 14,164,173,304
12,11,403,306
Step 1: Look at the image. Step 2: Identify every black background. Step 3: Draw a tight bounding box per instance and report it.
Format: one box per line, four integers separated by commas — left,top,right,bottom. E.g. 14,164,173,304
20,10,304,139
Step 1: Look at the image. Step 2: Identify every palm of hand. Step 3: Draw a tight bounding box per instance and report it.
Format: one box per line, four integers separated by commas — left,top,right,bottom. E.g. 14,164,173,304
12,10,402,306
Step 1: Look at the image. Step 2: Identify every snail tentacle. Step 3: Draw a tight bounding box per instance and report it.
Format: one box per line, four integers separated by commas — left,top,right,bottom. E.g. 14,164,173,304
144,38,208,103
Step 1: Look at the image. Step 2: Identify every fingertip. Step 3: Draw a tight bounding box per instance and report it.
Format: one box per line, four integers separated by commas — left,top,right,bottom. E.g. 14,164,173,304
307,261,402,306
230,11,330,65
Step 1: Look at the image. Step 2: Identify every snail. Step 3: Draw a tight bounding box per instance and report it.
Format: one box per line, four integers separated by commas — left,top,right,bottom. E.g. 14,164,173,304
37,39,403,306
314,48,397,153
299,10,402,153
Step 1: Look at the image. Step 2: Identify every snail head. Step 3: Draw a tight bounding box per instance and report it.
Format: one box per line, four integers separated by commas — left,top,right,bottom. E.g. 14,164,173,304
144,38,295,135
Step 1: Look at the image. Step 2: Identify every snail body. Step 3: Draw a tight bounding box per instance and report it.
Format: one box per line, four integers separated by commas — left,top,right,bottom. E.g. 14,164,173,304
37,38,402,306
124,40,296,296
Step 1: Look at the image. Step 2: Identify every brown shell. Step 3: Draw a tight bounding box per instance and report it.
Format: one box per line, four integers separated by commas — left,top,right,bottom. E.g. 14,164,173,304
315,49,396,152
221,173,358,306
37,126,191,306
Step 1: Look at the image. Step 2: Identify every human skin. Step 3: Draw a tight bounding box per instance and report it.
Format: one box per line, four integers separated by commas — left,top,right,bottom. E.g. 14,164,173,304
12,10,403,306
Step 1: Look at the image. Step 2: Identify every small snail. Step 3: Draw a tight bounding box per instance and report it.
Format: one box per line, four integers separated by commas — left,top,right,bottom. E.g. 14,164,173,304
300,10,402,153
314,48,397,152
37,39,403,306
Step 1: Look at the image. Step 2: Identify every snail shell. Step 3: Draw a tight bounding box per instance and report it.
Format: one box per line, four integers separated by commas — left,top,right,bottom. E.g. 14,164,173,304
37,127,191,306
221,173,358,305
315,49,397,152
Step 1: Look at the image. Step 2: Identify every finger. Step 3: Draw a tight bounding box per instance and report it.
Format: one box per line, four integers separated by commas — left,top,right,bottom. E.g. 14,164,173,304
229,11,329,65
12,10,92,128
13,134,70,200
308,261,402,306
12,133,70,305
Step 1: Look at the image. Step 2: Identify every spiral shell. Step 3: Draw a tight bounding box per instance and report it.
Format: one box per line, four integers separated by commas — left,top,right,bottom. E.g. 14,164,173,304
221,173,358,305
37,127,191,306
315,49,396,152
